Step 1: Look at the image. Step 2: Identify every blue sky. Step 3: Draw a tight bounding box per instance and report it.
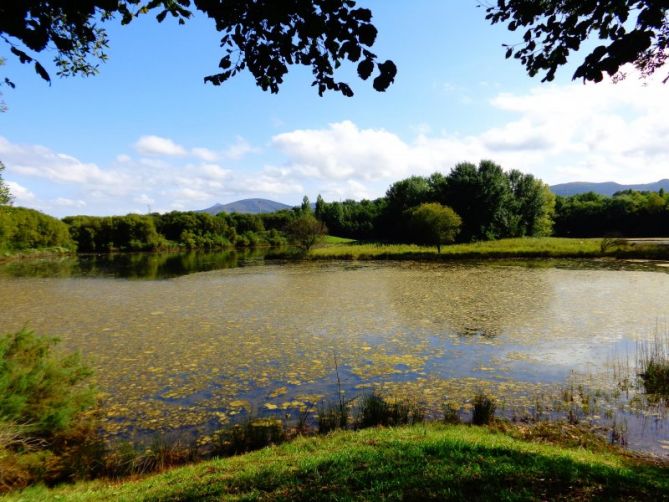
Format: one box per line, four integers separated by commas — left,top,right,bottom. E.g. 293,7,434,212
1,1,668,216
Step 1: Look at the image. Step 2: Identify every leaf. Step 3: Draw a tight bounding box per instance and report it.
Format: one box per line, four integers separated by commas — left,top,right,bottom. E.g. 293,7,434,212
373,60,397,92
357,59,374,80
34,61,51,83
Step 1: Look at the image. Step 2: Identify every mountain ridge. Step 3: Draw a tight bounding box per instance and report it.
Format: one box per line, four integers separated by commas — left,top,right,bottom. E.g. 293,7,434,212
199,198,292,215
550,179,669,196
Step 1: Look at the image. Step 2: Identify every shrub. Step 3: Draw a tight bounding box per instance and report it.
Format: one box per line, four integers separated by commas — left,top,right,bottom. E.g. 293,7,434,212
472,392,496,425
356,392,425,429
317,400,349,434
0,329,96,491
0,329,95,437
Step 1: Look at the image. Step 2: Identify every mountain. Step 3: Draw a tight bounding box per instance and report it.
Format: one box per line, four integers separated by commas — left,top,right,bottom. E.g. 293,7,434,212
550,179,669,197
199,198,292,215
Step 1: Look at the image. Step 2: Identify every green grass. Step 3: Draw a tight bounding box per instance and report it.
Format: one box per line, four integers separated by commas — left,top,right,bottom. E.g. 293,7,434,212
7,424,668,501
320,235,357,245
310,237,605,260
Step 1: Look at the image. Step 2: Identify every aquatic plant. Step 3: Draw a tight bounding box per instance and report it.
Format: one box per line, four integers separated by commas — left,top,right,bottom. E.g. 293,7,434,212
637,331,669,396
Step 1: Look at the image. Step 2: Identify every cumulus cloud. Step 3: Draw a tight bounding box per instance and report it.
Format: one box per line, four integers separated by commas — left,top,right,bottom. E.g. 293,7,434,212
0,137,128,187
269,74,669,187
5,181,35,203
135,135,187,156
54,197,86,208
224,136,257,160
191,147,219,162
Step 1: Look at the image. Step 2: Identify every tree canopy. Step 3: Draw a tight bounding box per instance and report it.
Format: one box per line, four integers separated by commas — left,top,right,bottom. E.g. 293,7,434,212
486,0,669,83
0,0,396,96
0,161,13,206
409,202,461,253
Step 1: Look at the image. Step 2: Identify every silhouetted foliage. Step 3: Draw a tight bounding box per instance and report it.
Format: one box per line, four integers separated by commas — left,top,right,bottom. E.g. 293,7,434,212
1,1,396,96
486,1,669,84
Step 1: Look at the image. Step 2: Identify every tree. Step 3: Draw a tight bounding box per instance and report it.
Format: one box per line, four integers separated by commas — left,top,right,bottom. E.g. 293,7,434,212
409,202,461,253
0,1,396,97
486,1,669,84
0,161,13,206
284,213,326,252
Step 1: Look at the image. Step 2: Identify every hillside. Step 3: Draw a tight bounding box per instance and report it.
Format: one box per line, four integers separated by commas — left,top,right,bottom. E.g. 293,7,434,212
551,179,669,196
6,424,668,501
199,198,292,215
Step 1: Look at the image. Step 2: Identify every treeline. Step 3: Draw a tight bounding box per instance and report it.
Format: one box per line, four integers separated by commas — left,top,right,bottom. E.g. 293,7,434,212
3,160,669,254
63,211,292,252
0,206,73,251
554,190,669,237
316,160,555,242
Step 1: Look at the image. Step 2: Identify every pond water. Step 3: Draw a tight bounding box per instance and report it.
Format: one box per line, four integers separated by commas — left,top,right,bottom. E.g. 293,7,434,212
1,252,668,455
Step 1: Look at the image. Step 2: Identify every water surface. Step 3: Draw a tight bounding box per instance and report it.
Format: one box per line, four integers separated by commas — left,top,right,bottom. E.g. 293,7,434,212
1,253,668,454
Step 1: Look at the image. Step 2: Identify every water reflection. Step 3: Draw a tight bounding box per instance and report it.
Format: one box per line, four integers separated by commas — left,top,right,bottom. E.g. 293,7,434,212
0,248,288,279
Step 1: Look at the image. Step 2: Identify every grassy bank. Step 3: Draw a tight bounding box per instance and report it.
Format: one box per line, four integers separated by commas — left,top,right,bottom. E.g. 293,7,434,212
310,237,669,260
7,424,668,501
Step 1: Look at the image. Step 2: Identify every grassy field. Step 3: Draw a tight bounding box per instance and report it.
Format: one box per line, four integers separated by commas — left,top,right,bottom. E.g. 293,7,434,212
310,237,605,260
7,424,668,501
310,236,669,260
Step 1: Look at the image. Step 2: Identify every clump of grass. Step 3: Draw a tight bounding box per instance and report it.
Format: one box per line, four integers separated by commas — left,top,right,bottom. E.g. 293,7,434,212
355,392,425,429
637,330,669,396
442,401,461,424
213,418,285,456
472,392,496,425
103,433,198,478
317,400,349,434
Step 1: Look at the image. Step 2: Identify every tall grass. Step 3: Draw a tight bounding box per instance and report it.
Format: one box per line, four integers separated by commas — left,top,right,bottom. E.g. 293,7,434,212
309,237,605,260
636,330,669,395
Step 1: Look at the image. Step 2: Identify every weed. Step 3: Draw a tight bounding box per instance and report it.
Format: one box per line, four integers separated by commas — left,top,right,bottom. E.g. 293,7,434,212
472,392,496,425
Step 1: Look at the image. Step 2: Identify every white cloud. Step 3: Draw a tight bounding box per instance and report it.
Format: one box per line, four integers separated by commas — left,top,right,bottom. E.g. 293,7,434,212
116,154,132,163
192,147,219,162
224,136,257,160
134,194,155,205
0,137,128,187
5,181,35,203
54,197,86,208
134,135,187,156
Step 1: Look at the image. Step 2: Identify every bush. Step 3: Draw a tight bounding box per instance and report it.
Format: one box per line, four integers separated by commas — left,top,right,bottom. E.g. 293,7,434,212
472,392,496,425
356,392,425,429
0,330,95,437
0,329,96,491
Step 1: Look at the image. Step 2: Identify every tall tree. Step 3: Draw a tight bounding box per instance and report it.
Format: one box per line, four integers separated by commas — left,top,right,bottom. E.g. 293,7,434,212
0,1,396,96
486,1,669,84
0,161,13,206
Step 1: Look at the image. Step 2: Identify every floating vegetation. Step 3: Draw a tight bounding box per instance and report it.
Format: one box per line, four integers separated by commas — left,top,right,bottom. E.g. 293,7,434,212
1,258,669,454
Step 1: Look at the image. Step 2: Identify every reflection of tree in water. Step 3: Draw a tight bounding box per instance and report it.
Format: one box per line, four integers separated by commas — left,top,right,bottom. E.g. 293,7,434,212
0,249,279,280
386,262,552,340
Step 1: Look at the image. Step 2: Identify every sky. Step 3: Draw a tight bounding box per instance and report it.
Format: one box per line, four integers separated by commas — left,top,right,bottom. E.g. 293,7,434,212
1,1,668,217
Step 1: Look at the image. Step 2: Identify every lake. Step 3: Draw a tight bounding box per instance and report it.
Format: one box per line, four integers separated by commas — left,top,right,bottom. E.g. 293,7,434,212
1,251,668,455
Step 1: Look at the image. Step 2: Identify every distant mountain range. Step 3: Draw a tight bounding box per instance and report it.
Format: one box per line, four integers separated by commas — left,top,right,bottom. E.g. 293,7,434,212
550,179,669,197
199,198,292,215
